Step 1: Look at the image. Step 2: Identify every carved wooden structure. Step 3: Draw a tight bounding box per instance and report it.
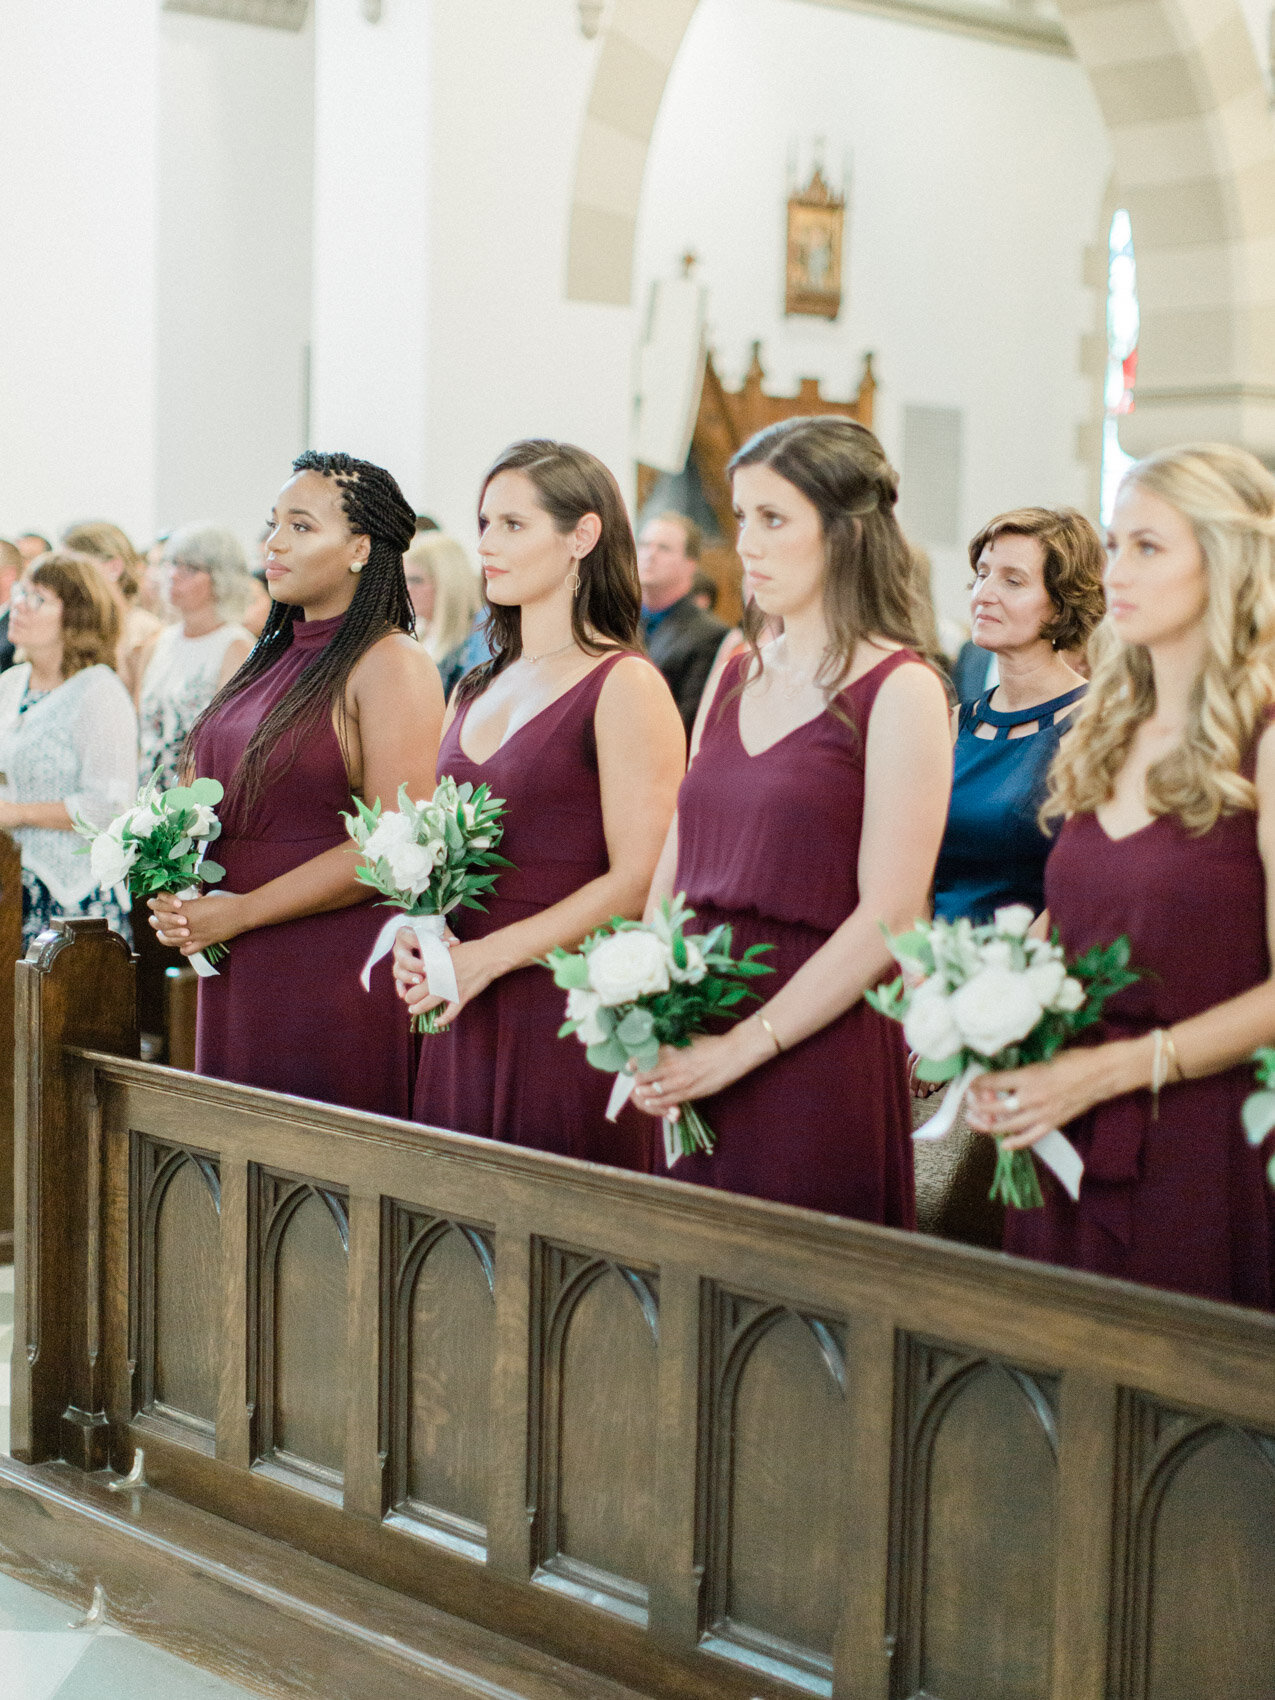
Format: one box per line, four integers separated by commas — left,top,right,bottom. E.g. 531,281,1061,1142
640,346,877,625
4,919,1275,1699
0,829,24,1260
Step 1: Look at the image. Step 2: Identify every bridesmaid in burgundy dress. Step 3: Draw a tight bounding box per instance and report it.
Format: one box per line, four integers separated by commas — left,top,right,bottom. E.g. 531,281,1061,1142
393,440,684,1164
631,417,952,1222
969,443,1275,1307
149,452,444,1117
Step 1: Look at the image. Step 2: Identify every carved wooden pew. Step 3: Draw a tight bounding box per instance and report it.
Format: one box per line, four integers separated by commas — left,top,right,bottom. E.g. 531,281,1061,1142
3,918,1275,1700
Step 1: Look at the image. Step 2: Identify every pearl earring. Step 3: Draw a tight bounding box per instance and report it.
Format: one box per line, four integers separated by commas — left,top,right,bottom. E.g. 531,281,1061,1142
350,559,364,575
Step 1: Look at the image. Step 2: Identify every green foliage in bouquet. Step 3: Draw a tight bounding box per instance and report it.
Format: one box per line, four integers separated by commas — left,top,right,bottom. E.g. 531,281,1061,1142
345,778,511,917
1243,1048,1275,1184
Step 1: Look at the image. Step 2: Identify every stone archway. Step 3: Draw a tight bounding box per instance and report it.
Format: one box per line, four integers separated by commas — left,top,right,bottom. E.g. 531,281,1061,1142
567,0,1275,456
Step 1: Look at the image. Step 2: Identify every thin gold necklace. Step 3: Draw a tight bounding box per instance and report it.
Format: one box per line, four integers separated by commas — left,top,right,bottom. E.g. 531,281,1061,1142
522,639,577,665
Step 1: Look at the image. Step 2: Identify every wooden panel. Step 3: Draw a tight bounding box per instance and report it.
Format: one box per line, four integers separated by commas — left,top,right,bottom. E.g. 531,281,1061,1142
533,1244,659,1621
891,1341,1058,1700
132,1136,221,1441
1112,1395,1275,1700
253,1172,349,1493
0,829,22,1260
701,1291,847,1692
386,1206,495,1555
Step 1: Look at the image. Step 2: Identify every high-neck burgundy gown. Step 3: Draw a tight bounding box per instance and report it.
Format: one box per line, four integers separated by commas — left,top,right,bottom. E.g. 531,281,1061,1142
657,650,918,1224
411,653,652,1169
1005,774,1275,1308
192,613,414,1118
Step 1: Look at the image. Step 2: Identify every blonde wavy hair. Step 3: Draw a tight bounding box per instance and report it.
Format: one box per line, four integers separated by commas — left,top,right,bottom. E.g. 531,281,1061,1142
1044,443,1275,835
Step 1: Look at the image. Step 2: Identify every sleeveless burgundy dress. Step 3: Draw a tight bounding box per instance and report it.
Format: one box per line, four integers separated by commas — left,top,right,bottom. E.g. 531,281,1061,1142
1005,753,1275,1307
657,651,918,1224
412,654,652,1169
192,613,413,1118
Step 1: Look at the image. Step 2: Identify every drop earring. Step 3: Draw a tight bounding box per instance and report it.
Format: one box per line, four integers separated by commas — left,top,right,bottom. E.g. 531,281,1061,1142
570,562,581,593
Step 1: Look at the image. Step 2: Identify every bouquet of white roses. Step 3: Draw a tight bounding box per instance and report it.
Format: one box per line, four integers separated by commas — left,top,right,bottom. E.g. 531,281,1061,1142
1242,1050,1275,1184
866,903,1140,1209
75,775,228,975
347,777,511,1033
545,894,772,1166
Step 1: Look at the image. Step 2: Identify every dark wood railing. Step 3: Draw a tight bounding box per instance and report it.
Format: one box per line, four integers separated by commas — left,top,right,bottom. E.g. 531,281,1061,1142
5,918,1275,1700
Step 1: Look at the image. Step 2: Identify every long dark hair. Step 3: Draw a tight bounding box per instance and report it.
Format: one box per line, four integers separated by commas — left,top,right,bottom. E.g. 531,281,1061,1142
184,451,415,822
728,415,921,695
454,439,641,706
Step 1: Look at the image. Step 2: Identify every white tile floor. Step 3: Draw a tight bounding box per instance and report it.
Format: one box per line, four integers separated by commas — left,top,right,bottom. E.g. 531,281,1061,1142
0,1265,264,1699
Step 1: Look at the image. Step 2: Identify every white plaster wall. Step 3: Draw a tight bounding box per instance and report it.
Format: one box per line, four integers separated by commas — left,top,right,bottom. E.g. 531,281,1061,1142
634,0,1112,622
0,0,158,544
156,10,315,550
424,1,636,543
1237,0,1271,83
309,0,433,511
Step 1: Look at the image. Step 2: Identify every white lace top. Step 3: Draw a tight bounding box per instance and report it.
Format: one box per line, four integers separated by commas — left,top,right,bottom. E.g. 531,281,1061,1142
138,621,252,788
0,664,139,906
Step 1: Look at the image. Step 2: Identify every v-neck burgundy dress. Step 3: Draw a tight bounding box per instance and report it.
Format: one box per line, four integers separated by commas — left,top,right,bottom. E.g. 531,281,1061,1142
1004,769,1275,1308
656,651,918,1224
192,613,413,1118
411,654,652,1169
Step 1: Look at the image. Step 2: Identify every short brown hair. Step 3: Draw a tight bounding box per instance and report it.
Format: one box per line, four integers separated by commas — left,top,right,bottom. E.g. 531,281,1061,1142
31,551,121,678
61,519,143,601
653,510,702,562
967,507,1105,653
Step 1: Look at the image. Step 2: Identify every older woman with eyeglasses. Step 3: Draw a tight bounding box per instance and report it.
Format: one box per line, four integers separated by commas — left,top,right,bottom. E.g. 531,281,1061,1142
135,524,255,787
0,552,138,947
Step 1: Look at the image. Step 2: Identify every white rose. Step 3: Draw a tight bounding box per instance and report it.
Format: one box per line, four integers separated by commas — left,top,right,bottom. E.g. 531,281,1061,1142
587,930,671,1006
363,811,416,861
186,803,219,839
127,804,163,838
980,940,1013,971
90,830,139,890
384,840,437,896
1053,975,1085,1013
994,904,1035,938
950,966,1043,1057
903,979,963,1061
1025,958,1066,1008
668,939,708,984
566,987,609,1046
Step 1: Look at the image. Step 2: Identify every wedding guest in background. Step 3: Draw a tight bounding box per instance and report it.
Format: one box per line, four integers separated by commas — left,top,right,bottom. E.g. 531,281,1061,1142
970,444,1275,1307
0,540,23,670
405,531,482,665
691,568,718,614
0,553,137,947
136,524,255,786
394,439,684,1167
62,519,163,693
932,508,1105,925
15,533,51,568
637,511,727,735
150,452,444,1117
242,568,273,638
631,416,951,1222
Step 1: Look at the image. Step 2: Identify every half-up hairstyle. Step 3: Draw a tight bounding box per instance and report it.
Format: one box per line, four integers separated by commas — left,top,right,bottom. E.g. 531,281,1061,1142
184,451,416,824
454,439,641,706
1044,442,1275,835
727,415,922,696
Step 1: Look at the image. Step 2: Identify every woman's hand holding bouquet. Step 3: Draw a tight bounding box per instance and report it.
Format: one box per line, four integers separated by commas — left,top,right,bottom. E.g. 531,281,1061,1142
348,777,511,1033
546,894,772,1166
76,776,229,974
867,903,1139,1208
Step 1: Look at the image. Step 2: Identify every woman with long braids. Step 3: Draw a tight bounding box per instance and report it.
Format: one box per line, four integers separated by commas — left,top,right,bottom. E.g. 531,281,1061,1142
392,439,684,1165
968,444,1275,1306
149,451,444,1115
630,416,952,1221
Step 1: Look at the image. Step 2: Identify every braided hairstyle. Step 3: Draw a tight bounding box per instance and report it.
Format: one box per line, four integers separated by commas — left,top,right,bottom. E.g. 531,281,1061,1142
184,451,416,824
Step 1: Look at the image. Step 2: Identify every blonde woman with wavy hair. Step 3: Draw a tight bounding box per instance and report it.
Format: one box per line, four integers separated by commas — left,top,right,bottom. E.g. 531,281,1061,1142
969,443,1275,1307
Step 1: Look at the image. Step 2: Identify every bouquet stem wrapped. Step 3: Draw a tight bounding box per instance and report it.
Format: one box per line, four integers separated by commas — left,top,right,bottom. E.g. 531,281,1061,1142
346,778,511,1034
546,894,772,1165
867,903,1140,1210
75,776,229,975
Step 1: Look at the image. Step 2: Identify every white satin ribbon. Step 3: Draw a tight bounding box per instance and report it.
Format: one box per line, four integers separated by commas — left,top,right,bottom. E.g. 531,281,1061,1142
174,886,232,978
361,911,458,1006
913,1059,1084,1202
605,1073,681,1170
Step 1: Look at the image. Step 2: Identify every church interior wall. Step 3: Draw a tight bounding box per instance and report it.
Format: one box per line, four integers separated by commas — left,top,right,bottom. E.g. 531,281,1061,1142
634,0,1113,623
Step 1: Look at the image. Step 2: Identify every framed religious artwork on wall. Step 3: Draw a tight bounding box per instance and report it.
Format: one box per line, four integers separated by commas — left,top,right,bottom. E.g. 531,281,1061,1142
785,166,845,320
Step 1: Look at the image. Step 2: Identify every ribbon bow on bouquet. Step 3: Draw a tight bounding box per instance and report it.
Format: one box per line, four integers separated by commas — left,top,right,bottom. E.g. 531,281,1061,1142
347,778,512,1033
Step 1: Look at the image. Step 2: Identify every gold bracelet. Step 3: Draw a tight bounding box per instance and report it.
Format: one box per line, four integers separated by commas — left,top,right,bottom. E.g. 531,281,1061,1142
1162,1027,1184,1084
755,1012,784,1056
